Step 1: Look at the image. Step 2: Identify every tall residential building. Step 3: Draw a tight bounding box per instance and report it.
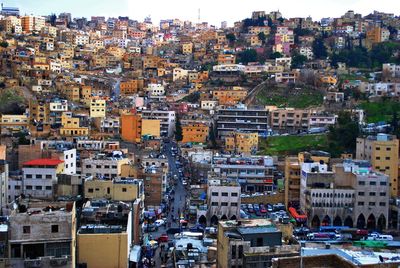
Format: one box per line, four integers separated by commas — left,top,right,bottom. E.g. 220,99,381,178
121,113,142,143
207,179,241,225
216,106,269,139
224,132,258,155
217,219,299,268
21,16,45,33
141,110,175,137
356,134,399,197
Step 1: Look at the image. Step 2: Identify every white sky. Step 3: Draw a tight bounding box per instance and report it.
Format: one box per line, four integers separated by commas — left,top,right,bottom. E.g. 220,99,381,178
7,0,400,26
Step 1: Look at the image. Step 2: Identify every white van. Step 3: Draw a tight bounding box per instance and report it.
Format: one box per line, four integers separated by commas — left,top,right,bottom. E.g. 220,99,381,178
367,234,393,241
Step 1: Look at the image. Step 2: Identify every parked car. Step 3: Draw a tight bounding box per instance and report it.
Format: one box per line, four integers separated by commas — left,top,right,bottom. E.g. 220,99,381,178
142,223,158,232
259,204,267,214
253,204,260,211
266,204,273,212
189,225,205,233
157,234,169,243
155,219,165,227
247,204,254,213
166,227,181,235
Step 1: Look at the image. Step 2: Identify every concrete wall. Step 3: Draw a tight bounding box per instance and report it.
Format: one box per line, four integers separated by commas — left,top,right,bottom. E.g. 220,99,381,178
241,192,285,204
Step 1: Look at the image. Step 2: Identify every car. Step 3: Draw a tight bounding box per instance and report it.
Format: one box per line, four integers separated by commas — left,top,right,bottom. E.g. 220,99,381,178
240,204,247,210
142,223,158,232
154,219,165,227
182,181,188,185
266,204,273,212
189,225,205,233
247,204,254,213
166,227,181,235
157,234,169,243
253,204,260,211
259,204,267,214
255,210,262,217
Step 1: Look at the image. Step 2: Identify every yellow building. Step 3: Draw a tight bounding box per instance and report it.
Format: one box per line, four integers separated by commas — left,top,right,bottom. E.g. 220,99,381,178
212,87,247,105
77,230,128,268
90,99,106,118
80,86,92,106
141,119,161,138
0,114,28,134
284,156,301,208
60,112,89,136
182,123,209,144
182,42,193,54
225,132,258,154
84,178,144,202
29,100,50,123
320,75,337,85
356,134,400,197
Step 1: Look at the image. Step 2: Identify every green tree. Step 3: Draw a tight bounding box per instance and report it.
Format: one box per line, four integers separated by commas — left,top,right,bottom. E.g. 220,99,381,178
258,32,266,43
0,41,8,48
291,53,307,68
269,52,283,59
312,37,327,59
175,116,183,142
327,112,359,157
237,49,258,64
226,33,236,44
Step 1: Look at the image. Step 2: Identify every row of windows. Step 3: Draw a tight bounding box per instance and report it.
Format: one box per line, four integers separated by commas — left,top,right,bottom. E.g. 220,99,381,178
25,185,52,190
312,192,354,198
211,202,238,206
359,181,387,186
211,192,238,197
312,203,352,208
358,191,386,196
25,174,53,179
85,165,117,169
87,187,127,193
23,224,58,234
357,201,386,207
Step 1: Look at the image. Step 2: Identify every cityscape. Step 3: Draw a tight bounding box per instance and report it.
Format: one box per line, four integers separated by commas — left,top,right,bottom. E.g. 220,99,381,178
0,2,399,268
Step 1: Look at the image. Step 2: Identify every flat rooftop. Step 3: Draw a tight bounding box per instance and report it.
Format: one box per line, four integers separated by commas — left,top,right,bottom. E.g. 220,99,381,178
220,219,273,229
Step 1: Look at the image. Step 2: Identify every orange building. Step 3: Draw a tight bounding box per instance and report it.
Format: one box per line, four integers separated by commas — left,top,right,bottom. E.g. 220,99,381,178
366,26,382,45
212,88,247,105
217,54,236,65
120,80,143,96
121,113,142,143
182,123,209,144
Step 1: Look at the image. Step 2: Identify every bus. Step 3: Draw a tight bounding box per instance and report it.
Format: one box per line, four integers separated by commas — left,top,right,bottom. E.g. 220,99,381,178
288,207,307,223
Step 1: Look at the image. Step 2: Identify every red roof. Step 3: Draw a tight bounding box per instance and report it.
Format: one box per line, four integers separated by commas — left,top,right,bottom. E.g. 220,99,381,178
23,158,64,167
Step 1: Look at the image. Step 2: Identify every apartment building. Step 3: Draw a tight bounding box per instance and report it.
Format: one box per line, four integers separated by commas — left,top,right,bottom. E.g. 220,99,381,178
300,159,389,230
0,161,8,212
0,114,29,135
217,219,299,268
212,87,247,106
207,179,241,225
141,110,175,137
224,132,258,155
121,113,142,143
182,123,209,144
20,159,64,199
81,152,129,179
84,177,144,202
60,112,89,137
8,201,74,267
89,99,106,118
212,155,275,193
269,108,310,133
356,134,399,197
141,119,161,138
216,106,269,139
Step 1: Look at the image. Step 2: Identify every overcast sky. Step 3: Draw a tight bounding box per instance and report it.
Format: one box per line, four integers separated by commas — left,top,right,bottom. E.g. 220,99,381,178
7,0,400,26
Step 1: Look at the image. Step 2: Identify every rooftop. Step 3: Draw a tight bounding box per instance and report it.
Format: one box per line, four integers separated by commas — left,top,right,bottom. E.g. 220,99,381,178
23,158,64,167
220,219,273,229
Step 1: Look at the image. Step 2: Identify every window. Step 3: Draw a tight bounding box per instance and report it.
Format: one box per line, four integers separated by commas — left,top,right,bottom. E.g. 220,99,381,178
88,188,94,193
358,192,364,196
26,185,32,190
238,245,243,259
95,188,99,191
231,202,238,207
112,165,117,169
231,192,238,197
211,202,218,206
376,147,380,150
379,202,386,206
221,192,228,197
36,174,42,179
358,202,364,206
45,186,52,190
14,185,20,190
369,202,375,206
104,165,110,169
35,186,42,190
86,165,91,168
358,181,365,185
26,174,32,179
380,192,386,196
231,245,236,258
51,225,59,233
221,202,228,206
369,192,376,196
23,226,31,234
46,175,52,179
376,156,381,160
256,238,263,246
212,192,218,196
370,181,376,185
122,188,127,192
386,157,390,160
96,165,101,169
380,181,387,186
386,147,391,151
